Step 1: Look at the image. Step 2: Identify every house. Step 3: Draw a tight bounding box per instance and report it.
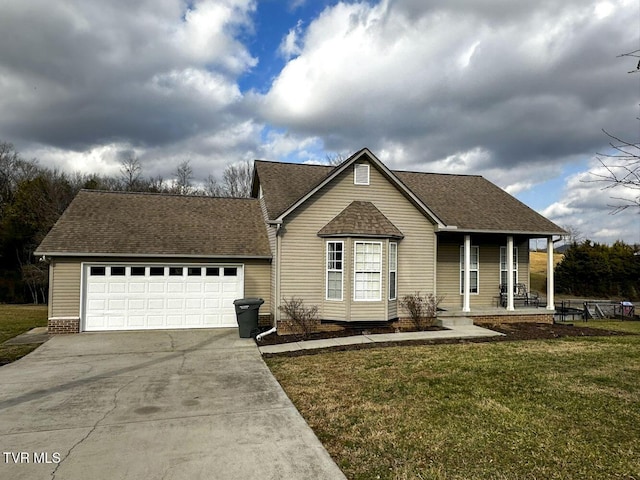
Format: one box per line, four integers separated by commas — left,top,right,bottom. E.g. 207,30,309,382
36,148,565,334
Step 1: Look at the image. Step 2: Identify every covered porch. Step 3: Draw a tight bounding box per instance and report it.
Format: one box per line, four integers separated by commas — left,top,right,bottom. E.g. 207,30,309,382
436,232,559,317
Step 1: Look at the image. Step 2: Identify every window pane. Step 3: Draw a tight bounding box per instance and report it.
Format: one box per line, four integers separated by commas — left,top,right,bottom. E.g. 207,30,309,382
90,266,105,276
206,267,219,276
131,267,146,276
169,267,183,276
149,267,164,276
389,271,397,299
224,267,237,276
327,271,342,299
188,267,202,276
110,266,125,276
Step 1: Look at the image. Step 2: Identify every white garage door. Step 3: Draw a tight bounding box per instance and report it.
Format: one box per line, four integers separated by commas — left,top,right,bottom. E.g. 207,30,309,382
83,264,244,331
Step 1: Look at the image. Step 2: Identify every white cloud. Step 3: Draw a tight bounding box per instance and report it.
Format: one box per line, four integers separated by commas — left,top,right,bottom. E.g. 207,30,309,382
279,20,304,60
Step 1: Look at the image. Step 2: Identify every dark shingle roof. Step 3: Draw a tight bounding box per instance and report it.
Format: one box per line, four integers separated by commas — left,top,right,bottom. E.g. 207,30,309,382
255,159,565,235
318,201,404,238
35,190,272,257
254,160,333,220
394,171,565,234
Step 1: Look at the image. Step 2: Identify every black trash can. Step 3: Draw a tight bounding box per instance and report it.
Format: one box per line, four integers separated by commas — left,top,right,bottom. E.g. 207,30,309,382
233,298,264,338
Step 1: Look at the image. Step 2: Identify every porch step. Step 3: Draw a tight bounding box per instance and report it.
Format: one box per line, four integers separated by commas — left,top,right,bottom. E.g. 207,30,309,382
437,317,474,327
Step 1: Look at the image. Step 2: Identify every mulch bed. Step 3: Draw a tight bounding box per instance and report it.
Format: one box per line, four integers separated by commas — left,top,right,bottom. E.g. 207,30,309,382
259,322,632,357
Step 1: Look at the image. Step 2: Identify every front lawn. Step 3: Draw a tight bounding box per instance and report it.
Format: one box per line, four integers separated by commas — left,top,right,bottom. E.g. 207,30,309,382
0,304,48,365
267,325,640,479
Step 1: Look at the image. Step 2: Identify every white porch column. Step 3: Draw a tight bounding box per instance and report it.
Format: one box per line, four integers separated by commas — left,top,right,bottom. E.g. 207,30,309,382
463,235,471,312
546,236,555,310
506,235,515,311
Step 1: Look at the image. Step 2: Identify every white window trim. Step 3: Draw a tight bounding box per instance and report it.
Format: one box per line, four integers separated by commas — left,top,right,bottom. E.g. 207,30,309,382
459,245,479,295
326,241,344,301
388,242,397,301
500,246,519,290
354,164,370,185
353,241,382,301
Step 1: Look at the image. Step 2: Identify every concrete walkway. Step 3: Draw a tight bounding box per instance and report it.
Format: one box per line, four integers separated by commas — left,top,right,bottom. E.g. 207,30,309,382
0,329,345,480
258,323,504,354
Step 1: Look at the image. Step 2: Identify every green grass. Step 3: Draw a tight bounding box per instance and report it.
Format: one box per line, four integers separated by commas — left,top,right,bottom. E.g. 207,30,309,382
575,320,640,335
267,332,640,479
0,304,48,365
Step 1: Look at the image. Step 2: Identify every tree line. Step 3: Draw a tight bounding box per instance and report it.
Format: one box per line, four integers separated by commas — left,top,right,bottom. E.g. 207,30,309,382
555,240,640,300
0,142,253,303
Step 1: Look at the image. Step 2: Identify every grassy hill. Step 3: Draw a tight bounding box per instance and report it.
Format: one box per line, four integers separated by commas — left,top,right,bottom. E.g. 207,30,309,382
530,251,564,293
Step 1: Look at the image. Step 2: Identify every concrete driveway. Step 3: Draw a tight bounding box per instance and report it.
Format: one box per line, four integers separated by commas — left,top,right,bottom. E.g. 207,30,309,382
0,329,346,480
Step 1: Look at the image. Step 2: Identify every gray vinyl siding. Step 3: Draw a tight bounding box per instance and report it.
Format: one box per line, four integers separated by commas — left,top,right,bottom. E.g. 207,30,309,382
48,256,272,321
437,237,530,310
278,159,436,322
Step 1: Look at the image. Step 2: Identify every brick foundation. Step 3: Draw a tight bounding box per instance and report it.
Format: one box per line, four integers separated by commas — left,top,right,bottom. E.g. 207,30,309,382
48,317,80,334
258,314,273,327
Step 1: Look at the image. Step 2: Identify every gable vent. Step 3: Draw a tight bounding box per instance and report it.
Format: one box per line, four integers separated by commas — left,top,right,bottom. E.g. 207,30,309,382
354,164,370,185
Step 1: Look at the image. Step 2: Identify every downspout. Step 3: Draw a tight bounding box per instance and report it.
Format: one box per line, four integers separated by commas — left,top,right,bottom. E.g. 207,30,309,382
274,222,282,329
256,326,276,341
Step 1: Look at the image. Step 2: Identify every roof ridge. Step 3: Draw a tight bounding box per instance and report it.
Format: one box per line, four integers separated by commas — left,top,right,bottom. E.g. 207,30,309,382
78,189,260,201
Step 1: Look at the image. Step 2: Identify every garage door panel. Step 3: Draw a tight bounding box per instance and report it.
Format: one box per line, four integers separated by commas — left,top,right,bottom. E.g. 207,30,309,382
128,283,146,294
167,298,184,309
109,283,126,294
147,315,164,327
84,264,244,331
186,283,203,293
107,316,125,328
127,315,145,327
88,283,106,294
128,298,145,310
186,298,202,309
148,298,164,310
108,298,126,309
149,285,166,294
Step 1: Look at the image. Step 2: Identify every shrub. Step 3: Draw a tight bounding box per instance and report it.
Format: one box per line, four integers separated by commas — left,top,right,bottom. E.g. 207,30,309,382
278,297,319,340
399,292,444,331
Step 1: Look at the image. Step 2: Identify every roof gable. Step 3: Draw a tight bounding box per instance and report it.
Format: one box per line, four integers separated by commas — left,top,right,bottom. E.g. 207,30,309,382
318,201,404,239
36,190,272,257
255,148,445,226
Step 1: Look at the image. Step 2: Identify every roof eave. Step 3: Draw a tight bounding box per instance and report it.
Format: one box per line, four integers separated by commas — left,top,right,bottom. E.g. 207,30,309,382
435,227,567,237
317,233,405,239
33,251,272,260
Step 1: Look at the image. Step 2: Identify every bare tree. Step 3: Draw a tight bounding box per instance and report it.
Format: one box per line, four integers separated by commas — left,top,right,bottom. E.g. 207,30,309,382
172,160,193,195
120,155,142,191
589,130,640,214
221,160,253,197
562,224,584,245
204,174,225,197
325,152,347,166
586,50,640,213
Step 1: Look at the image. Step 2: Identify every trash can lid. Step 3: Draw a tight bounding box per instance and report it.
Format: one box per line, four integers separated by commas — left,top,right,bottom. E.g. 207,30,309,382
233,298,265,306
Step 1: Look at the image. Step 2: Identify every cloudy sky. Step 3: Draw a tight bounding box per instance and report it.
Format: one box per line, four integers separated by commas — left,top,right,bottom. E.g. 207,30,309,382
1,0,638,244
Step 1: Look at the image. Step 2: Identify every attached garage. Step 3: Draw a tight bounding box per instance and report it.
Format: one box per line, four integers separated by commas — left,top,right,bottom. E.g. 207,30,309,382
35,191,272,334
83,264,244,331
